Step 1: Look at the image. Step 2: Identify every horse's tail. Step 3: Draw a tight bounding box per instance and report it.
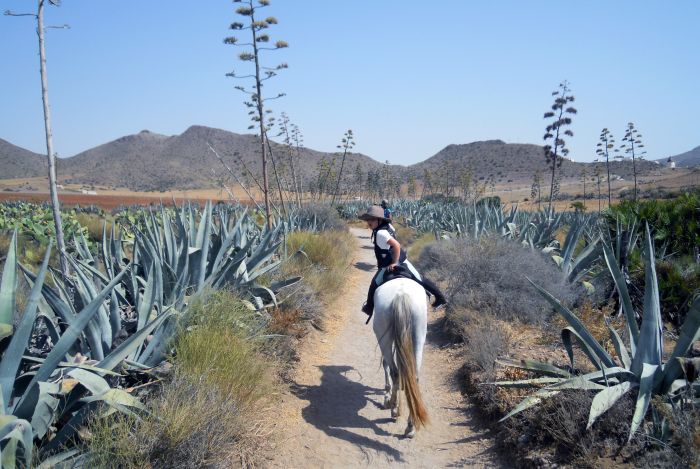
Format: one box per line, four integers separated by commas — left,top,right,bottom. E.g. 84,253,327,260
391,292,429,430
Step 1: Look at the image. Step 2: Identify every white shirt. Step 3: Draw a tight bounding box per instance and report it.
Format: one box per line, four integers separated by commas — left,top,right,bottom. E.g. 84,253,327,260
375,229,392,250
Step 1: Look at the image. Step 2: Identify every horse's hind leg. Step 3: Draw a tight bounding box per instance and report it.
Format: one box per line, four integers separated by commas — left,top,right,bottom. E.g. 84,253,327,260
405,418,415,438
378,337,399,416
382,358,392,407
389,368,400,419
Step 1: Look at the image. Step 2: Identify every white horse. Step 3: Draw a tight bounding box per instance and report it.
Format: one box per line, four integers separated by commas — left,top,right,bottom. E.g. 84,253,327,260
372,278,429,438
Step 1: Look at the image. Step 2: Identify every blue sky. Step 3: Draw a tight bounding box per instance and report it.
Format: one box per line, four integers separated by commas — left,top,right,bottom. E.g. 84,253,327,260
1,1,698,165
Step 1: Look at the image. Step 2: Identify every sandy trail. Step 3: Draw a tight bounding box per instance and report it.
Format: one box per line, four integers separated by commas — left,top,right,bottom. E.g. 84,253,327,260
266,228,499,468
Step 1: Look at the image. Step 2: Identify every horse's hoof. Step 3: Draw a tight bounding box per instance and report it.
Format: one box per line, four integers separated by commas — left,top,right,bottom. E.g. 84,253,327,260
404,428,416,439
391,408,399,419
383,396,391,409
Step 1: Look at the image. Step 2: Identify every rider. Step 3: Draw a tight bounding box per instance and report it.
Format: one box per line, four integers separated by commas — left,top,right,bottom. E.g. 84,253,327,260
359,205,447,319
380,199,392,220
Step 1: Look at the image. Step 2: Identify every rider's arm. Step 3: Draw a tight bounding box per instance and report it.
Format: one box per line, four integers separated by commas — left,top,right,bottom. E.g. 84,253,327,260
387,238,401,270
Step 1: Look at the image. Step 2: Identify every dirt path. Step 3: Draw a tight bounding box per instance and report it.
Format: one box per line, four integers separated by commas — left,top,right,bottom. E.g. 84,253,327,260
266,228,500,468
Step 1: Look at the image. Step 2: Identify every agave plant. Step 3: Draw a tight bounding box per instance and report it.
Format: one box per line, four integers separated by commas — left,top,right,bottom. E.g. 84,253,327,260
0,232,151,466
494,223,700,440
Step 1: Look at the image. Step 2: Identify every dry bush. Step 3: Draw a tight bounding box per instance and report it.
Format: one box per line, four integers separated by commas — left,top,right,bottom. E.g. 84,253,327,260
484,390,638,468
637,396,700,468
458,308,511,381
417,236,584,325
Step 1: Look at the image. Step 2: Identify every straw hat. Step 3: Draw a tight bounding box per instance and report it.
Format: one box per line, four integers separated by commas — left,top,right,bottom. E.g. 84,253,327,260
358,205,388,221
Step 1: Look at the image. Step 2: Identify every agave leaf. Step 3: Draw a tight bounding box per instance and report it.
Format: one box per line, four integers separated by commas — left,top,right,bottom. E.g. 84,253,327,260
561,221,583,274
499,389,559,421
102,311,173,372
0,417,32,468
496,358,571,377
629,363,659,441
139,315,178,367
66,368,111,396
247,259,282,283
562,326,604,370
529,277,615,369
20,265,75,327
606,320,631,370
41,401,98,453
569,238,601,283
661,299,700,392
68,255,112,354
486,377,564,388
602,241,639,354
587,375,637,429
13,268,128,419
137,263,157,331
21,356,122,376
630,224,663,376
30,381,60,440
569,366,635,384
548,375,607,391
0,230,17,340
35,449,81,469
81,387,146,412
0,241,52,408
269,276,302,291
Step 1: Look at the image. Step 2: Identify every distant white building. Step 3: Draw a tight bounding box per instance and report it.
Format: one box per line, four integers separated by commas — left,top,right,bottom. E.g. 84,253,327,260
667,157,676,169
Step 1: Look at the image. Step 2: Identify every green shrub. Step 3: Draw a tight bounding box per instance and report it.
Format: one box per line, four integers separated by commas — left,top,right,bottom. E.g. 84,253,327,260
607,190,700,257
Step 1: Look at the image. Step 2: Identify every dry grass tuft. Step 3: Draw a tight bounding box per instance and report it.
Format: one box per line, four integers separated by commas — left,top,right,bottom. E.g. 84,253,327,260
75,212,111,242
283,230,354,306
84,290,276,468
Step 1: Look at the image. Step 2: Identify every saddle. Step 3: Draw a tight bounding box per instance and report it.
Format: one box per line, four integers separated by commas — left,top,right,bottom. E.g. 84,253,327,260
381,264,417,284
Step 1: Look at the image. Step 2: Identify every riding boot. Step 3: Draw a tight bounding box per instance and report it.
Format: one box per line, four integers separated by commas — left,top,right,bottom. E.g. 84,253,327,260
362,273,380,317
418,277,447,308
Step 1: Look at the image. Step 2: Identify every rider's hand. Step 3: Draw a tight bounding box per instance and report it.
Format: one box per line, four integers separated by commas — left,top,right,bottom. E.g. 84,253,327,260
388,263,397,272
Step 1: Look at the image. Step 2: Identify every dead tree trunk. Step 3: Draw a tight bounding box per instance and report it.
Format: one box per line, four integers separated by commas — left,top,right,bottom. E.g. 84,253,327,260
37,0,68,277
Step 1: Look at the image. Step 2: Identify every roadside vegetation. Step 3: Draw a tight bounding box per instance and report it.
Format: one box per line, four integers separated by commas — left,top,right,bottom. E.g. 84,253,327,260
365,190,700,468
0,198,352,467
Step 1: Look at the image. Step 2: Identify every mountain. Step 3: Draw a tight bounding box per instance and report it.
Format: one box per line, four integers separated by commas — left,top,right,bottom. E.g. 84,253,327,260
0,138,48,179
409,140,659,184
54,125,388,191
0,127,665,191
661,145,700,168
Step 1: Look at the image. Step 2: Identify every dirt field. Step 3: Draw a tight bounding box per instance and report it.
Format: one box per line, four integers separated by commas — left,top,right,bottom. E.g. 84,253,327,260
0,166,696,210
